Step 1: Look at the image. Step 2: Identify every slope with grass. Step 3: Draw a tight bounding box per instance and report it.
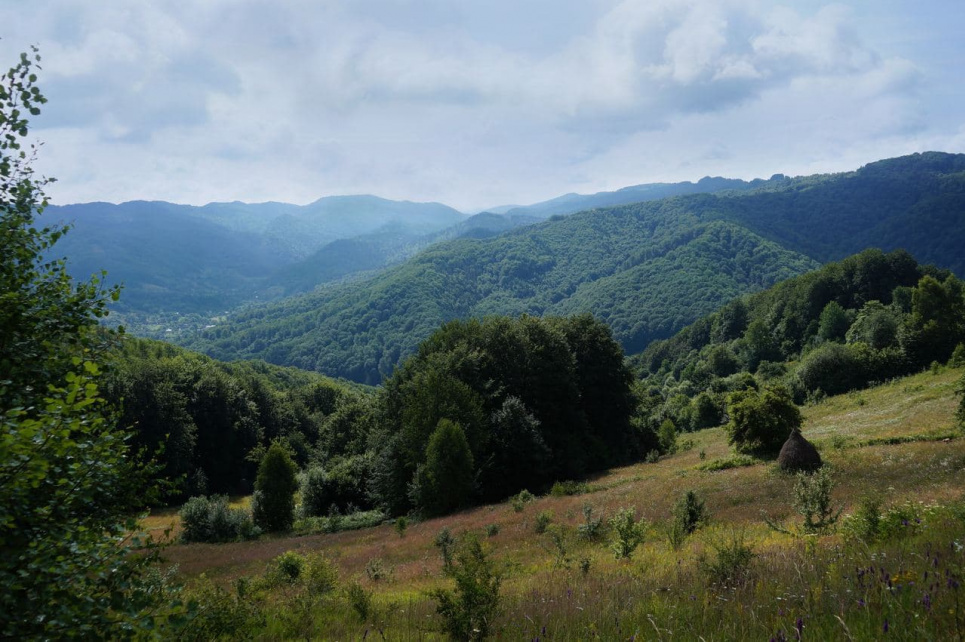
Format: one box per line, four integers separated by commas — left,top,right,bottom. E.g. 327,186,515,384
155,366,965,639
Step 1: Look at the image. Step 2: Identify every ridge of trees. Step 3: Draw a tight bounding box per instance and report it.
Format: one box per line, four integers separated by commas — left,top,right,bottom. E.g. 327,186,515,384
633,248,965,438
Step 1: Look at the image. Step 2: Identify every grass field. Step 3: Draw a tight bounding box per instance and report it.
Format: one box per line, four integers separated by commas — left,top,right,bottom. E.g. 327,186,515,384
155,366,965,639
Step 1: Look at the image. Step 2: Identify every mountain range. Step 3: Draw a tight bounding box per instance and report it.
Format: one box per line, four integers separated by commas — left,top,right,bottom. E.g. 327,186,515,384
184,152,965,383
49,151,965,384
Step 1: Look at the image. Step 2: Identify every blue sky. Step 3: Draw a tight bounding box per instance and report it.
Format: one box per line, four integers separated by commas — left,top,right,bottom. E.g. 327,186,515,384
2,0,963,212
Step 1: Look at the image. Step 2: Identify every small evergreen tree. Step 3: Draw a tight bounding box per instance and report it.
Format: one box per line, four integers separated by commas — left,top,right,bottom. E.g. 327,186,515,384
253,442,299,532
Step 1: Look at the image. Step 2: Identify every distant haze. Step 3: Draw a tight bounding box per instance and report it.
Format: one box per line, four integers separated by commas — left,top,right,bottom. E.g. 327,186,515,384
2,1,964,211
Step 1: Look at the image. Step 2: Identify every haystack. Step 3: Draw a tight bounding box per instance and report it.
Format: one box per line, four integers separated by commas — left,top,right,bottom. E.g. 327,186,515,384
777,428,822,473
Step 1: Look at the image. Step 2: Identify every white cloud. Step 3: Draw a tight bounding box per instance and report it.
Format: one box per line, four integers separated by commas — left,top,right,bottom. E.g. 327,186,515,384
0,0,960,211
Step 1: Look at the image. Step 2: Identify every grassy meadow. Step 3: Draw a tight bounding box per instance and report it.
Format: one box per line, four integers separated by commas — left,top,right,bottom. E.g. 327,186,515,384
155,366,965,639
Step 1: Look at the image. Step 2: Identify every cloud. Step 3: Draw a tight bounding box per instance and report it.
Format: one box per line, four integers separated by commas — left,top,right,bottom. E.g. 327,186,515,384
0,0,954,211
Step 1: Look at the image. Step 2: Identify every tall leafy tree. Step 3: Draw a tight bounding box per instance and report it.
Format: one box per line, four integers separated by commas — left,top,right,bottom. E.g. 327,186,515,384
0,49,172,638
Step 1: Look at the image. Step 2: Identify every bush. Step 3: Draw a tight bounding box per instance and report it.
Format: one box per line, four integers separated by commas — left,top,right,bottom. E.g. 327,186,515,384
182,576,264,639
950,343,965,368
793,467,842,534
394,516,408,538
957,372,965,430
179,495,258,543
511,489,534,512
726,385,802,456
609,507,647,559
577,504,606,542
549,480,589,496
485,523,500,537
701,533,755,588
429,536,501,641
304,554,339,595
345,582,373,622
272,551,305,584
534,510,553,534
179,496,213,543
253,443,299,533
365,558,389,582
435,527,457,574
669,490,708,549
842,497,882,543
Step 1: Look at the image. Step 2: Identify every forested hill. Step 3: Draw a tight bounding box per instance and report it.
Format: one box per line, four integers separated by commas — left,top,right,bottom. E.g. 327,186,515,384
185,152,965,384
701,152,965,276
49,196,465,314
189,209,818,383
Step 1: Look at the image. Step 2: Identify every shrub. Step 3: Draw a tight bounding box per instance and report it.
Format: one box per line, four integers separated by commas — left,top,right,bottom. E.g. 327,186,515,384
577,504,606,542
950,343,965,368
435,527,457,574
550,480,589,496
345,582,372,622
669,490,708,549
179,495,258,543
412,419,476,516
182,576,264,639
701,533,755,588
726,385,802,456
394,516,408,538
304,554,339,595
610,507,647,559
511,489,534,512
534,510,553,534
253,442,299,533
485,523,500,537
546,525,570,569
365,558,389,582
272,551,305,584
957,372,965,430
429,536,501,641
842,497,882,543
793,467,842,534
179,496,213,543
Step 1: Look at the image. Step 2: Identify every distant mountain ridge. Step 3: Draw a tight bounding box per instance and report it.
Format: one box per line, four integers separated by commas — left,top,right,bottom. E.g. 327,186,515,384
184,152,965,384
50,195,465,313
51,175,780,317
500,175,774,220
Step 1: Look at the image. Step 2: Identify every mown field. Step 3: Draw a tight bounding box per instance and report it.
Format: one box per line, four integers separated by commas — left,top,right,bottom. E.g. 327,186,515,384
154,366,965,640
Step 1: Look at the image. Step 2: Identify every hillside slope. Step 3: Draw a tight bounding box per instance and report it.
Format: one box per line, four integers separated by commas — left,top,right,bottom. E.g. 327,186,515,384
192,209,817,383
159,367,965,639
188,153,965,383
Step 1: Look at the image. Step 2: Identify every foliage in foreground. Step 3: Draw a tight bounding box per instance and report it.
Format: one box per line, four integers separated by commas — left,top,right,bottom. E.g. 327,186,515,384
0,48,179,638
429,536,502,641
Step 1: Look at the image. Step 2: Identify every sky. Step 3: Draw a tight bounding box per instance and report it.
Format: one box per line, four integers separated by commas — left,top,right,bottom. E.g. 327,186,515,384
2,0,964,212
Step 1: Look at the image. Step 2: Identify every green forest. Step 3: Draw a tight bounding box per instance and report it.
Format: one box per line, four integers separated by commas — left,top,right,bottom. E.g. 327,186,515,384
186,152,965,385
